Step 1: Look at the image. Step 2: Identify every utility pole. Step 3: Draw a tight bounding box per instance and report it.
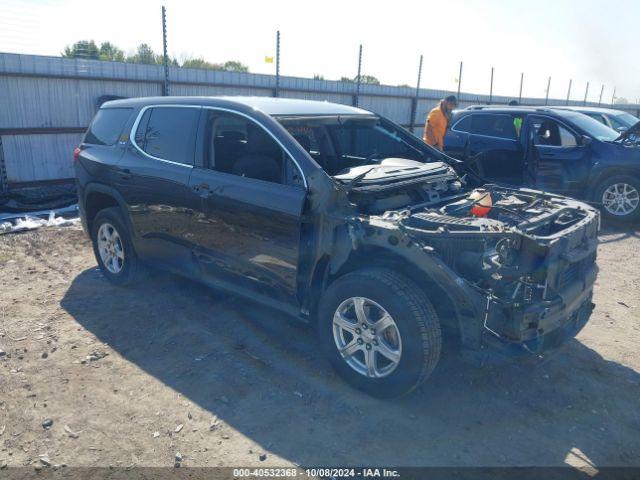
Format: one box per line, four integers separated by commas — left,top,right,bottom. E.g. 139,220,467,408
161,6,169,96
274,30,281,97
354,44,363,107
409,54,423,133
598,84,605,106
566,79,572,106
488,67,494,104
544,76,551,105
456,61,463,99
518,72,523,104
583,82,590,106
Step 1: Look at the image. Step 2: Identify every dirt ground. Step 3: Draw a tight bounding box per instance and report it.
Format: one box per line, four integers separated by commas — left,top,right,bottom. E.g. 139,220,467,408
0,221,639,471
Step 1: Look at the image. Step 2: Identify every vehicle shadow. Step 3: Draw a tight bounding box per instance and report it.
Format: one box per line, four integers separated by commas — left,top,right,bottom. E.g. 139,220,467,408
60,268,640,469
598,218,640,244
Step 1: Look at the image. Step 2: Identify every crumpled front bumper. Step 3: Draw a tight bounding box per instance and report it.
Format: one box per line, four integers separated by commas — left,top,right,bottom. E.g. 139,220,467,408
481,261,597,355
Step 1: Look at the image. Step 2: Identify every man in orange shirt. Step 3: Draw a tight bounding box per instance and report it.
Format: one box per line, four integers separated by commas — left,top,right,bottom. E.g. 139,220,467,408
423,95,458,151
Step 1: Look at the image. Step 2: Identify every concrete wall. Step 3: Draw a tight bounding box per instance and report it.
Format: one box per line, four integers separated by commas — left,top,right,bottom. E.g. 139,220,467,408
1,52,639,186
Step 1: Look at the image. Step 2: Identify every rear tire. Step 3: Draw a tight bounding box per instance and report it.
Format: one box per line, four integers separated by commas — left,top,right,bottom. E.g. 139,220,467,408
91,207,143,286
317,268,442,398
593,174,640,222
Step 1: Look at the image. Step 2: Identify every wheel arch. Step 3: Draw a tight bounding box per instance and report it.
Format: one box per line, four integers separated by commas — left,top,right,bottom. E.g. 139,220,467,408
311,245,465,343
83,183,132,235
588,167,640,201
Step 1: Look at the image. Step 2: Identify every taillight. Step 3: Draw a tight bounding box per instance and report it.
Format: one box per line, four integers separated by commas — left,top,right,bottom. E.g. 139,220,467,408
73,147,81,162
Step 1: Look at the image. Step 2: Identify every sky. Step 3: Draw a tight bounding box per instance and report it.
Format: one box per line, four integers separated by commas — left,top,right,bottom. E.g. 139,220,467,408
1,0,638,103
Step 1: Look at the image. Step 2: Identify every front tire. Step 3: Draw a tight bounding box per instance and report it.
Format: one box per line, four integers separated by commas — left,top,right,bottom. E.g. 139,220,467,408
593,174,640,222
317,268,442,398
91,207,143,286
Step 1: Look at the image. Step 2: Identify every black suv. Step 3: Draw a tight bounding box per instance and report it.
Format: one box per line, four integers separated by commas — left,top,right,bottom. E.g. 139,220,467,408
444,106,640,221
75,97,599,397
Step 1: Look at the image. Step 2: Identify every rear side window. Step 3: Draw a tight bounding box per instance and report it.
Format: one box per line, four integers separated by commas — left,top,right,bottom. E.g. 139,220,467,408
471,114,517,140
134,107,200,165
84,108,133,146
452,115,471,132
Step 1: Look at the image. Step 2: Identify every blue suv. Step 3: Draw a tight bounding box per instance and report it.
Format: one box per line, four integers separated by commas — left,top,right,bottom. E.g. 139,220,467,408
444,106,640,221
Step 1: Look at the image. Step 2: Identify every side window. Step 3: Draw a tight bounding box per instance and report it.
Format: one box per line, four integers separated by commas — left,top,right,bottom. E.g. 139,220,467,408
84,108,133,146
206,111,303,187
532,118,578,147
331,122,418,160
452,115,471,133
471,114,516,140
607,115,626,131
587,113,607,125
134,107,200,165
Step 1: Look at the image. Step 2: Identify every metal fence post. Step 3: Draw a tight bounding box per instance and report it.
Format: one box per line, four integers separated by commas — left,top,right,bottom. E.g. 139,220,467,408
583,82,590,106
456,61,463,99
518,73,523,104
274,30,281,98
354,44,362,107
161,6,170,96
488,67,494,104
566,79,572,105
409,54,423,133
544,76,551,105
0,137,8,196
611,87,616,106
598,84,604,106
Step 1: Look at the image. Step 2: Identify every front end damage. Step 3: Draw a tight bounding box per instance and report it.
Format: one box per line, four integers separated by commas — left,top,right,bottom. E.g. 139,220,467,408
343,178,599,354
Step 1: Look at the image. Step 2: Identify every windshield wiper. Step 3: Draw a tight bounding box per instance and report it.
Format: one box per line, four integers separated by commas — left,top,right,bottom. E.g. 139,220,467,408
338,167,377,193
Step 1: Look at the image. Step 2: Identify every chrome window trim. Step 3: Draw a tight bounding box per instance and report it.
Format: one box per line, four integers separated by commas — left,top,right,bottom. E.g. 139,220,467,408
129,104,308,189
450,116,472,134
129,104,201,168
463,113,519,142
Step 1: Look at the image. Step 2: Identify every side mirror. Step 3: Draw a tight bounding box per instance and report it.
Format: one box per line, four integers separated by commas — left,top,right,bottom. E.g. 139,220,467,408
580,135,592,146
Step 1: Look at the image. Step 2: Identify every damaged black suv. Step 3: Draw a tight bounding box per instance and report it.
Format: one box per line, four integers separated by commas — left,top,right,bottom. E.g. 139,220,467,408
74,97,599,397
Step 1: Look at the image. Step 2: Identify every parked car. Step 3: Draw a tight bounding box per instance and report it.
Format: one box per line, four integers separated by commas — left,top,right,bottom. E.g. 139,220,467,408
444,106,640,221
552,106,639,133
75,97,599,397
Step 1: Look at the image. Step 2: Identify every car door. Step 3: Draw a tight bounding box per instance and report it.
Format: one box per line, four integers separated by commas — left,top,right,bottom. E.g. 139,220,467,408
467,113,524,185
186,108,306,307
443,114,471,160
115,105,201,273
525,115,590,195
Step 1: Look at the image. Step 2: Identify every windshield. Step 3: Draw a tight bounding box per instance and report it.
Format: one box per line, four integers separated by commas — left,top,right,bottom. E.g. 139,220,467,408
611,112,639,129
277,115,442,176
564,111,619,141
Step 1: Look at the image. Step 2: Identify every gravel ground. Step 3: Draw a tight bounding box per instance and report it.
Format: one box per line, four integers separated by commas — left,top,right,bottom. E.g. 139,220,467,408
0,221,639,471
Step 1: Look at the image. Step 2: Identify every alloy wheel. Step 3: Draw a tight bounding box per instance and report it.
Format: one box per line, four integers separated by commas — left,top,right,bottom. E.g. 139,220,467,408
602,182,640,216
97,223,125,274
332,297,402,378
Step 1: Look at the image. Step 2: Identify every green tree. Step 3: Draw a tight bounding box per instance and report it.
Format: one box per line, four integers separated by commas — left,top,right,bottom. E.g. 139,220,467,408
182,58,220,69
98,42,124,62
360,75,380,85
62,40,99,59
222,60,249,73
313,74,325,80
181,58,249,72
127,43,158,64
340,75,380,85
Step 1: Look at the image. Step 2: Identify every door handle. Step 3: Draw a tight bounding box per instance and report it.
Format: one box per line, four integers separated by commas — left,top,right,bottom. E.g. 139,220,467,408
117,168,131,180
